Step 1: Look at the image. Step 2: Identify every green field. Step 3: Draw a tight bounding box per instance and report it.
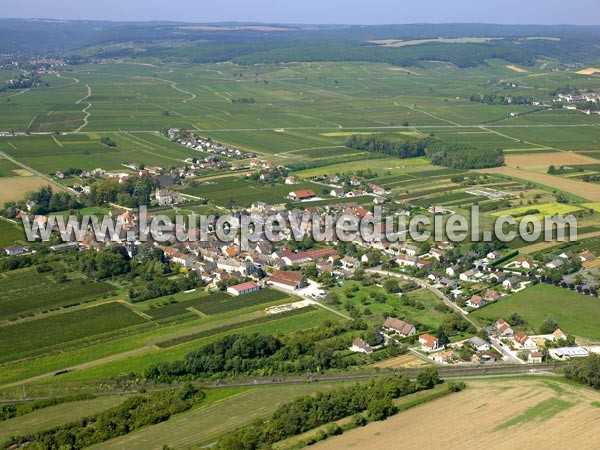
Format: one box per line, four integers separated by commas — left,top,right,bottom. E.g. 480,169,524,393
0,219,24,247
0,267,114,320
0,395,127,443
0,302,148,361
147,288,289,319
472,283,600,339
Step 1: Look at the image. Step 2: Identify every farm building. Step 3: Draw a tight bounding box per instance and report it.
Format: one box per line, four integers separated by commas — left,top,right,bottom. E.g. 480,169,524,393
227,281,260,296
288,189,316,201
268,270,307,290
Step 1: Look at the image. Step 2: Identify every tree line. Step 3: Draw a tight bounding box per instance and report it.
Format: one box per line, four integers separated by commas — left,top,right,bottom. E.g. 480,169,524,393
346,134,505,170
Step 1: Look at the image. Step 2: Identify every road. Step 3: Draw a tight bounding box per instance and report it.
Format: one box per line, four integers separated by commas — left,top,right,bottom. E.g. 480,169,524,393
366,268,481,331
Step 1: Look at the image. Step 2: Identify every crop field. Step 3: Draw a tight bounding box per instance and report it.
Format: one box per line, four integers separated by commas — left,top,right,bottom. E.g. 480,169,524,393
311,378,600,450
0,176,53,205
181,177,325,207
0,302,148,362
27,307,337,383
0,268,114,321
147,289,288,319
92,382,352,450
471,283,600,340
0,219,24,247
490,202,584,219
0,157,22,177
0,395,127,443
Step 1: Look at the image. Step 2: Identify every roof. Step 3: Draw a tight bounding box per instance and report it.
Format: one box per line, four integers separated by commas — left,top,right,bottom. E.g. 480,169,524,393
290,189,316,199
383,317,415,335
270,270,305,283
515,331,530,344
229,281,259,292
419,333,438,348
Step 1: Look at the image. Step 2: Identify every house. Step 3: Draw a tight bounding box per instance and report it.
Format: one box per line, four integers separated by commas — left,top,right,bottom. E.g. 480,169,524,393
288,189,316,201
460,269,480,282
559,250,574,261
446,265,460,277
503,276,521,290
268,270,307,290
419,334,441,352
528,351,543,364
472,351,500,363
382,317,416,337
4,245,26,256
546,259,565,269
516,257,535,270
350,337,373,355
429,205,444,215
466,295,486,309
487,251,500,260
399,244,418,256
227,281,260,296
579,251,596,263
330,186,345,197
285,176,296,185
155,189,182,206
433,349,456,364
553,328,567,341
496,318,514,336
468,337,491,352
172,253,194,268
484,289,502,302
514,331,537,350
217,258,255,276
341,256,360,270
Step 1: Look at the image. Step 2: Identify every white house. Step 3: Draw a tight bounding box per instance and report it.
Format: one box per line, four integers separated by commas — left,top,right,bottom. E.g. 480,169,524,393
419,334,441,352
227,281,260,296
350,337,373,354
172,253,194,268
514,332,537,350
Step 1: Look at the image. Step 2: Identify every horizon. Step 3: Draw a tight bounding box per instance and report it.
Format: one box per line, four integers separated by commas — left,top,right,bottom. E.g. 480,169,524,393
2,0,600,26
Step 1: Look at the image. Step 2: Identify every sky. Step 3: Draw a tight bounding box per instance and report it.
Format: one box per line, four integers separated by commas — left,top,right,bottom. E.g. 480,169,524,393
2,0,600,25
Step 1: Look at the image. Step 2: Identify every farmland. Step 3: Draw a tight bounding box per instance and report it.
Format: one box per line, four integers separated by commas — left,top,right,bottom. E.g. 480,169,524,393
0,302,148,362
471,283,600,340
311,378,600,450
0,267,115,321
0,20,600,449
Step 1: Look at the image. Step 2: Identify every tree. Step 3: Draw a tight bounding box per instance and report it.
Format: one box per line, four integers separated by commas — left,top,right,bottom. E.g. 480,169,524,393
367,397,394,421
539,315,559,334
383,278,400,294
416,367,440,389
436,327,450,346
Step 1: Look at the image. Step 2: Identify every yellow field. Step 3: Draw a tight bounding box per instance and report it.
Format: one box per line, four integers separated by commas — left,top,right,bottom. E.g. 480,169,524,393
576,68,600,75
312,378,600,450
319,131,422,137
491,202,583,218
0,176,52,205
372,354,429,369
476,166,600,201
583,203,600,213
506,65,527,73
11,168,34,177
505,152,599,169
